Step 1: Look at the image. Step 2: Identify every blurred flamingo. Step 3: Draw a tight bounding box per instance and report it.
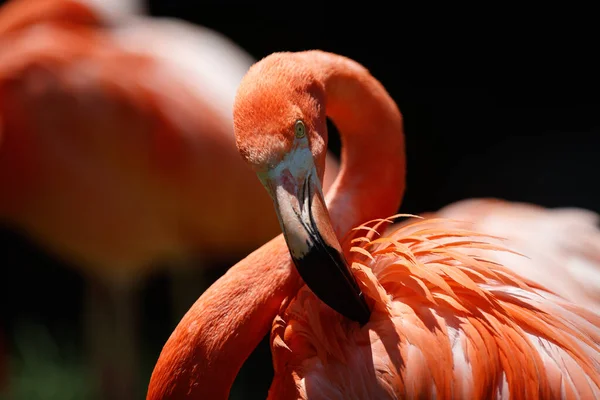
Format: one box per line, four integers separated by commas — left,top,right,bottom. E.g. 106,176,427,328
0,0,339,398
148,50,600,399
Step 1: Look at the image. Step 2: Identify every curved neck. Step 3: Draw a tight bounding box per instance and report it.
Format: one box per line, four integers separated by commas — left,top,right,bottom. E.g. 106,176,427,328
315,52,406,240
147,235,302,400
147,51,406,398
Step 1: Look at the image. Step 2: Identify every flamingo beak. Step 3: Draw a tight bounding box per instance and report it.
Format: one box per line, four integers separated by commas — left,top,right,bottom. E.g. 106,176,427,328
260,150,371,326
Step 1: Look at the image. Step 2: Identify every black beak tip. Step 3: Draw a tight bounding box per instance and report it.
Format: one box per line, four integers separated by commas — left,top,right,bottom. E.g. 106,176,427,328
338,290,371,327
355,293,371,327
291,246,372,327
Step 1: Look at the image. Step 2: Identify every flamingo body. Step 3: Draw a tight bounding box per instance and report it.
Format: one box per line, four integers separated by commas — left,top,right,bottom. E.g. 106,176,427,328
269,216,600,399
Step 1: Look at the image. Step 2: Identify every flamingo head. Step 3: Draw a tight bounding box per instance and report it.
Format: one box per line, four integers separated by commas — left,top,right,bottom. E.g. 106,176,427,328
233,52,370,326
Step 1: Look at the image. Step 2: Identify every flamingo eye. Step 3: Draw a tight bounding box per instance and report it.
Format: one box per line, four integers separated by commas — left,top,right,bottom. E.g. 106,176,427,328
294,120,306,138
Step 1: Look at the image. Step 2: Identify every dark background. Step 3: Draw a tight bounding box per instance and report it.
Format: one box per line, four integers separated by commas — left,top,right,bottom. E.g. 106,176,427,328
1,1,598,399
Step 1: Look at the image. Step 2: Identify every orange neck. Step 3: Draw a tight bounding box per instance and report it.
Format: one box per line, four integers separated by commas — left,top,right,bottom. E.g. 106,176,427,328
313,52,406,240
147,235,302,399
147,51,405,398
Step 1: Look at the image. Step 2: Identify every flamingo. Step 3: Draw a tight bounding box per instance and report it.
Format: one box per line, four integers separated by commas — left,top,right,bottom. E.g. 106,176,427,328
0,1,340,398
147,50,600,399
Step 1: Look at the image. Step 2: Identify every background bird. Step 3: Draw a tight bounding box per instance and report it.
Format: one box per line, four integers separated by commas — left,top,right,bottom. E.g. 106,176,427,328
0,0,339,398
147,50,600,399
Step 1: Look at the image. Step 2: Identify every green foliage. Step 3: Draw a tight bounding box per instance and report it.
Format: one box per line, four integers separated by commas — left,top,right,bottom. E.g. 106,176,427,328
3,321,91,400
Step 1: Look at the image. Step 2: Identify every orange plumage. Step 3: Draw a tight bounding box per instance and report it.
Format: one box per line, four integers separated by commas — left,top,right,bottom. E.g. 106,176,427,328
432,198,600,311
270,215,600,398
148,50,600,399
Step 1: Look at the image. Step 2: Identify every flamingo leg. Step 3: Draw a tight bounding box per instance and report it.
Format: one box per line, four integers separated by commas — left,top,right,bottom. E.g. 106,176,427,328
84,278,139,400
